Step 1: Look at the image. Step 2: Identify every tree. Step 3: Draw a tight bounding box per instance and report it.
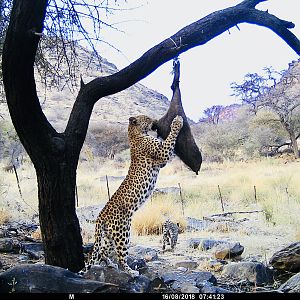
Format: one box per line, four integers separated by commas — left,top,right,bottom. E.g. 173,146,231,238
202,105,223,125
232,64,300,158
2,0,300,272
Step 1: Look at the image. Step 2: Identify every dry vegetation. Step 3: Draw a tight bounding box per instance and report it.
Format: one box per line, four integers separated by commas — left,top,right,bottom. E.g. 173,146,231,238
1,154,299,246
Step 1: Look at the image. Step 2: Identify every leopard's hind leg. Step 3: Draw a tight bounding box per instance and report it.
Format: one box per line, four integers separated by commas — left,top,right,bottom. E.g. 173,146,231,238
113,221,139,277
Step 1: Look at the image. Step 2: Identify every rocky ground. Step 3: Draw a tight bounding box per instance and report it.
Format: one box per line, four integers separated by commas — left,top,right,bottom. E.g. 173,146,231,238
0,212,299,294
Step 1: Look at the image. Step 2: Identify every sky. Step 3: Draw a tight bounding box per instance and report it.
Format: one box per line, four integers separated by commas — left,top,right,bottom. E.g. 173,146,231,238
97,0,300,121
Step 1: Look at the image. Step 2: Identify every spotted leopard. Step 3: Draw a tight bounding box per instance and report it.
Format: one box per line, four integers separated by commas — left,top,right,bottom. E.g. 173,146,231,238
162,219,179,251
80,114,183,277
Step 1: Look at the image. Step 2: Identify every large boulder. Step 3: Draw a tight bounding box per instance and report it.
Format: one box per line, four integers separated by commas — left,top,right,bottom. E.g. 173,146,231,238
162,271,216,293
175,260,198,270
84,265,171,293
278,272,300,293
128,245,159,262
0,238,20,253
269,242,300,273
214,242,244,260
21,242,44,260
222,262,274,286
187,238,226,250
187,238,243,257
0,264,117,293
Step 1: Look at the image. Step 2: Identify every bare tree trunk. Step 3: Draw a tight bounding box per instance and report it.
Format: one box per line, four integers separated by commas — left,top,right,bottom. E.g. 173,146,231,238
37,160,84,272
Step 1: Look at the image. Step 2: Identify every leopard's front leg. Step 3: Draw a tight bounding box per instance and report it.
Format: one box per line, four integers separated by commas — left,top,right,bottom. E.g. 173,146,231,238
154,115,183,165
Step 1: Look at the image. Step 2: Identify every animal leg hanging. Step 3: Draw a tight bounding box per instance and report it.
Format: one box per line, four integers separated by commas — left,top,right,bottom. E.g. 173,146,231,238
153,58,202,174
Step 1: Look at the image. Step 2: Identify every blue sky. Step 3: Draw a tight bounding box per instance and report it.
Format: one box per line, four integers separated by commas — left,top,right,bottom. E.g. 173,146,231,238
97,0,300,121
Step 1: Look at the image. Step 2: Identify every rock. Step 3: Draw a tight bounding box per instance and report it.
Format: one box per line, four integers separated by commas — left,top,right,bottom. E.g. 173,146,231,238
214,242,244,259
18,255,29,262
0,238,20,253
200,239,229,251
128,245,158,261
153,187,180,195
200,282,233,293
186,217,208,231
180,283,199,293
148,277,170,293
162,271,216,293
127,275,151,293
188,238,233,251
0,264,118,293
200,282,217,293
175,260,198,270
21,242,44,259
269,242,300,273
84,265,158,293
188,238,202,249
76,204,104,224
84,265,131,288
176,267,187,272
278,272,300,293
0,229,7,238
188,238,244,259
127,256,148,273
195,271,217,288
205,259,226,272
222,262,274,286
83,243,94,254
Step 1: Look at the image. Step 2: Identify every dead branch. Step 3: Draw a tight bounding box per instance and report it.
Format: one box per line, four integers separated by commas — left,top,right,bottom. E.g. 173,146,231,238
205,210,264,219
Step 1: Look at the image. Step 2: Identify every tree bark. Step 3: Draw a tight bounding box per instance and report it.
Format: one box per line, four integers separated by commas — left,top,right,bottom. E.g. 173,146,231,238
36,159,84,271
2,0,85,272
2,0,300,272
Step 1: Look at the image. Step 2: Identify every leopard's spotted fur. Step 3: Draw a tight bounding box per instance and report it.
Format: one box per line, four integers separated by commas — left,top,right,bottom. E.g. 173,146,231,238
162,219,179,251
80,115,183,276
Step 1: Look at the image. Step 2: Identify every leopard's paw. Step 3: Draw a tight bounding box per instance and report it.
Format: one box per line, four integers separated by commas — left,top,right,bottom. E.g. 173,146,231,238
171,115,183,131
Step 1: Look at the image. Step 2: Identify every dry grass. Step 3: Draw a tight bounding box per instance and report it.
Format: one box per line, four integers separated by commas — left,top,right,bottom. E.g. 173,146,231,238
132,194,187,235
0,156,299,242
0,209,10,224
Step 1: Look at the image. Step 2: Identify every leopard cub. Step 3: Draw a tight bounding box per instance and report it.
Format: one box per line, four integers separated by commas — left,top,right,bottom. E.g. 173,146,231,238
162,219,180,251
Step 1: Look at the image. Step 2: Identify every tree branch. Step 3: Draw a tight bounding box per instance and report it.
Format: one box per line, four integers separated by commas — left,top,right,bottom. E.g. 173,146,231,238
65,0,300,156
238,0,268,9
2,0,57,166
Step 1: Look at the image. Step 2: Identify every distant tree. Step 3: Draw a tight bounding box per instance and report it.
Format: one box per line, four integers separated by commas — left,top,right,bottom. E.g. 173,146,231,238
232,64,300,158
2,0,300,272
194,106,251,162
202,105,223,125
245,110,288,157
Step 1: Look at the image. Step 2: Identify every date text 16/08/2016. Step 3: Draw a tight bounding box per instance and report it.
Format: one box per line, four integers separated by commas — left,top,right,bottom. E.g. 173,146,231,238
162,294,225,300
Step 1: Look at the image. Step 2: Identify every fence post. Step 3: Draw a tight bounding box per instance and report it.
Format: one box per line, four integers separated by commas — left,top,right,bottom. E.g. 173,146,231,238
178,183,185,216
106,175,111,201
254,185,257,202
217,185,225,213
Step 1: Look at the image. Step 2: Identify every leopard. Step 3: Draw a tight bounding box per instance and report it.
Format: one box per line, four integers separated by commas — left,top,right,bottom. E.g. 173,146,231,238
162,219,180,251
80,114,183,277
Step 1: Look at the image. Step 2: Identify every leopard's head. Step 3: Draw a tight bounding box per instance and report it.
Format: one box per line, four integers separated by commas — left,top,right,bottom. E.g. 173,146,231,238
129,115,157,134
